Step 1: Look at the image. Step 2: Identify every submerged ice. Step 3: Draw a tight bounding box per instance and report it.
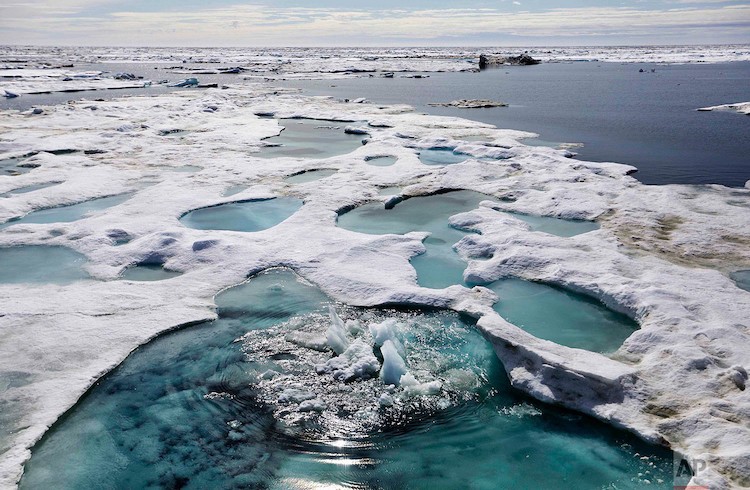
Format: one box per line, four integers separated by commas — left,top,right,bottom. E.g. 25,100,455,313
486,279,638,353
179,197,302,232
0,193,131,229
0,246,89,284
258,119,364,159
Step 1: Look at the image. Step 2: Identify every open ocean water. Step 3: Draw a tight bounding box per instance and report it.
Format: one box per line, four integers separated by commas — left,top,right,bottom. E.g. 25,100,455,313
278,61,750,187
2,60,748,186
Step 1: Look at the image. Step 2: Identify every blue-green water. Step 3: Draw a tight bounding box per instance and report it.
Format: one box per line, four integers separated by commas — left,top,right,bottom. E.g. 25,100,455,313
337,190,598,289
418,148,469,166
335,191,626,353
0,157,34,176
180,197,302,232
0,246,89,284
378,186,402,196
222,185,248,197
487,279,637,353
0,182,60,198
20,269,672,489
365,155,398,167
0,194,132,229
258,119,364,159
512,212,599,238
284,169,337,184
731,270,750,292
119,264,182,282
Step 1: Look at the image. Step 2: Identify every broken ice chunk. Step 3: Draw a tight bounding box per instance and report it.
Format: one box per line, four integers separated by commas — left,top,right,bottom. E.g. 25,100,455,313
326,306,350,355
369,318,406,357
315,340,380,382
278,388,316,404
378,393,394,407
380,340,408,386
400,373,442,397
285,331,328,352
298,398,327,412
169,77,199,87
369,319,398,347
344,126,369,135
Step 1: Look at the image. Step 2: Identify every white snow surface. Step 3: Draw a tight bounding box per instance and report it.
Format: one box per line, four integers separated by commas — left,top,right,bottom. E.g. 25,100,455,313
0,82,748,489
2,44,749,71
0,68,153,95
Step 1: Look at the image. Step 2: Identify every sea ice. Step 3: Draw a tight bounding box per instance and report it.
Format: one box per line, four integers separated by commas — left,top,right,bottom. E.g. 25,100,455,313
400,373,442,397
697,101,750,115
315,339,380,382
369,318,401,347
326,306,350,355
169,78,199,88
0,76,748,489
379,339,408,386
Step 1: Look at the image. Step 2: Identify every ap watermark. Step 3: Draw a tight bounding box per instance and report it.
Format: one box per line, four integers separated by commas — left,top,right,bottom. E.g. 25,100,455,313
673,452,710,490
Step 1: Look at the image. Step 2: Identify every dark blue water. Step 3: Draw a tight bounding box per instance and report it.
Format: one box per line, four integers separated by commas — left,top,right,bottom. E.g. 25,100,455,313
5,61,747,185
279,62,750,187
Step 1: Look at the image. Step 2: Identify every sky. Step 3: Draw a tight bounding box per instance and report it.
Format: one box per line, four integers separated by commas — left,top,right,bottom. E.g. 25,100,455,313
0,0,749,47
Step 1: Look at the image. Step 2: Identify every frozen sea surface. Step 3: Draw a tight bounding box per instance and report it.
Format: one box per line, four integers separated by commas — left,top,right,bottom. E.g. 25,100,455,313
0,64,748,490
2,44,748,66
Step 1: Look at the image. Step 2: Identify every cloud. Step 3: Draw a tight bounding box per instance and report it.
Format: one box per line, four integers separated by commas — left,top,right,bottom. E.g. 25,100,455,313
1,3,749,46
669,0,735,3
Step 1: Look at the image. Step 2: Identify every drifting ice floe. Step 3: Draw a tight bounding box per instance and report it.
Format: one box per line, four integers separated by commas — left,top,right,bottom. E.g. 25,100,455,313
0,44,744,66
0,76,748,489
697,101,750,115
0,67,153,95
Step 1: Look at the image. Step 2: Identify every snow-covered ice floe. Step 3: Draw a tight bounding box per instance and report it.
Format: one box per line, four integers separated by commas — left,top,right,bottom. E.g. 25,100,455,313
698,101,750,115
1,44,749,78
0,67,153,95
0,81,749,489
